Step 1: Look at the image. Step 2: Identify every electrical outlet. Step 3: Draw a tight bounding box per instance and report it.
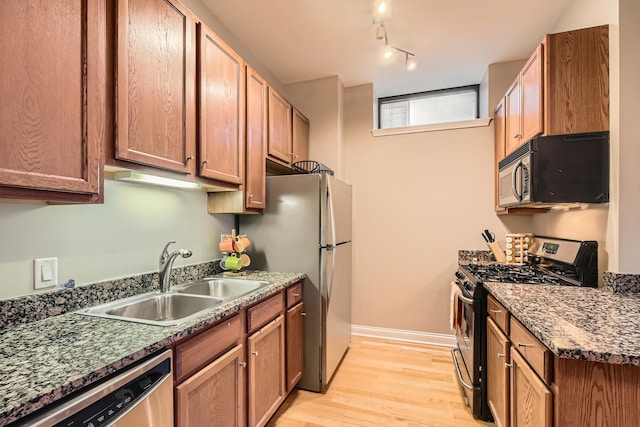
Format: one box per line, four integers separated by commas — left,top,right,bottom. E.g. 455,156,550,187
34,258,58,289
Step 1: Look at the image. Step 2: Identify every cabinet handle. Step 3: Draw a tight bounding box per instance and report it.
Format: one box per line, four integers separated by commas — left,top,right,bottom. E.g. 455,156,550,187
497,353,506,358
489,309,502,313
252,351,259,357
186,156,194,162
505,363,513,368
239,362,247,367
301,312,306,317
202,160,209,164
293,293,300,297
249,194,254,198
517,342,533,348
514,134,522,139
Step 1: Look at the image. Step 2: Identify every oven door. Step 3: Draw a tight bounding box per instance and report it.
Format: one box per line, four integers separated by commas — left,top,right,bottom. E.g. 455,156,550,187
451,284,480,409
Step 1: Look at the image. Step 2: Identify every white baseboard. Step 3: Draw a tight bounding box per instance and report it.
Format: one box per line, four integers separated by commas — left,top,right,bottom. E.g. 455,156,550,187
352,324,457,348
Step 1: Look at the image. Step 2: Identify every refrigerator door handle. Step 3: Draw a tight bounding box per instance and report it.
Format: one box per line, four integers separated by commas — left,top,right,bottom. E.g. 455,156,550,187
327,246,336,307
327,176,337,246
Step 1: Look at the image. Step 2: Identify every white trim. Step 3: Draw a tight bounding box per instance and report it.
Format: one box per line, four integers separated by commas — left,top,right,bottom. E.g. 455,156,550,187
371,118,492,137
352,324,457,348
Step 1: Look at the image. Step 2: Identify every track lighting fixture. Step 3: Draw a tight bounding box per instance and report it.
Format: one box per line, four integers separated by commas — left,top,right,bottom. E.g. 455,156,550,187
372,1,416,72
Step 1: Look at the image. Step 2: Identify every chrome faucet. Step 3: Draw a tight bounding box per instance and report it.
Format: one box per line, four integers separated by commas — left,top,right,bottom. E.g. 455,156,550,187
159,241,192,293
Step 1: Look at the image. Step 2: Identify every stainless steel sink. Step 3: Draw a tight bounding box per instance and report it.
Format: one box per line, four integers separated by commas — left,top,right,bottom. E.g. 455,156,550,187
173,278,268,300
77,292,224,326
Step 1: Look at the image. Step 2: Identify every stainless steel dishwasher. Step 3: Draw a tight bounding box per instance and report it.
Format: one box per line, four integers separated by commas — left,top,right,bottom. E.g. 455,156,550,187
17,350,173,427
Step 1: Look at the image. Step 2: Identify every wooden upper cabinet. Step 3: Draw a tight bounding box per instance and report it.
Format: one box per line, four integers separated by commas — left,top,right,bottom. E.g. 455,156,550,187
520,45,543,144
504,45,543,156
494,99,506,212
0,0,105,201
115,0,196,175
245,66,268,210
292,109,309,164
197,23,245,185
544,25,609,134
267,88,293,165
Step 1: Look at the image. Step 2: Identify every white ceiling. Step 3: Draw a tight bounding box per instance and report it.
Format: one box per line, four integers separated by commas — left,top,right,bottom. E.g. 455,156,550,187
201,0,573,98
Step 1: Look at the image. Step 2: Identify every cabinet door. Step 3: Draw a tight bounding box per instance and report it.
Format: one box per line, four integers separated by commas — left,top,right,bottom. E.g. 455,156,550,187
176,344,246,427
487,318,510,427
267,88,293,165
292,109,309,164
0,0,104,200
520,44,544,143
504,77,522,155
115,0,196,174
248,314,286,427
510,348,552,427
245,66,267,210
197,23,244,185
494,98,506,212
286,302,304,392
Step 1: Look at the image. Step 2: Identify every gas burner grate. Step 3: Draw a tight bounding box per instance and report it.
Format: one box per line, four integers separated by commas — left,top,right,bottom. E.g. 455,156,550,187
463,263,573,286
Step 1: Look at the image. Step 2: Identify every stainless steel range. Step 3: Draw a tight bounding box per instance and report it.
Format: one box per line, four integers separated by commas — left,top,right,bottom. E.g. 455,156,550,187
451,236,598,421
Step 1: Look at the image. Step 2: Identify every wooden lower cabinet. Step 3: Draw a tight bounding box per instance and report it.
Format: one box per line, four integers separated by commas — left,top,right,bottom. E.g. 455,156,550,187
286,302,304,392
176,344,246,427
510,348,552,427
487,318,510,427
248,314,286,427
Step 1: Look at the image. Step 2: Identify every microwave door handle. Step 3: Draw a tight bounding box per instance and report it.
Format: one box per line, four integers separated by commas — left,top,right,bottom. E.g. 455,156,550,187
511,161,523,201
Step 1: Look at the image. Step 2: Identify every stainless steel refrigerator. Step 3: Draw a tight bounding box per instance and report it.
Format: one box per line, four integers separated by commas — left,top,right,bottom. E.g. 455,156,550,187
239,173,352,392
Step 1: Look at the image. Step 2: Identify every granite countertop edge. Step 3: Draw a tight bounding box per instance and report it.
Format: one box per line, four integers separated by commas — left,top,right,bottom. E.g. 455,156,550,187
0,271,305,426
484,281,640,367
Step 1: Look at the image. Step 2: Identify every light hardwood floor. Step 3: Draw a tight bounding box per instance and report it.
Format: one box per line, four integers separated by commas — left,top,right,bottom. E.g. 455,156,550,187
268,336,494,427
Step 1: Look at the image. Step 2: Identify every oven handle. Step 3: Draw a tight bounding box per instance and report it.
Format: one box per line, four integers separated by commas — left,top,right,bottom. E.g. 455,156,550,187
456,290,474,305
451,348,475,390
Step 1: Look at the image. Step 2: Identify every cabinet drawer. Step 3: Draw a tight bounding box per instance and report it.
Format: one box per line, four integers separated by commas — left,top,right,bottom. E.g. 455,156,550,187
175,313,243,383
488,295,510,334
510,317,553,384
286,282,303,308
248,292,284,333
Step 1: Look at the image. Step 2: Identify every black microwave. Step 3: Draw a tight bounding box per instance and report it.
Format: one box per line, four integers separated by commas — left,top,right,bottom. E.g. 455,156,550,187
498,132,609,208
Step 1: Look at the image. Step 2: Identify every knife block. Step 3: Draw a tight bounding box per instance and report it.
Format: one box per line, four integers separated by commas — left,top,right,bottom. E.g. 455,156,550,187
487,241,506,263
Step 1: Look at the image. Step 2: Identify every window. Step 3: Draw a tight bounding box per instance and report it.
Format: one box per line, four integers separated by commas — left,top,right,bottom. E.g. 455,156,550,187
378,85,479,129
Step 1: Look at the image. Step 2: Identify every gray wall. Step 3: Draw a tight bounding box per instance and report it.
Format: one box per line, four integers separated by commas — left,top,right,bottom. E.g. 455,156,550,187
0,181,232,299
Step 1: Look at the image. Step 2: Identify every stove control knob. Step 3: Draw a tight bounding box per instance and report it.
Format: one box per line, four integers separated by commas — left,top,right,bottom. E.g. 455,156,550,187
455,271,464,279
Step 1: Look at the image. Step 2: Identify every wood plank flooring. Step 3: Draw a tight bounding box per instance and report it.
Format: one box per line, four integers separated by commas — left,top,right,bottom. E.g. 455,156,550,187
267,336,494,427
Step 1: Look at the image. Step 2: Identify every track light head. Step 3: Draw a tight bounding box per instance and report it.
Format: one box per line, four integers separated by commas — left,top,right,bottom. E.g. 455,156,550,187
383,44,394,59
405,53,417,71
376,24,386,40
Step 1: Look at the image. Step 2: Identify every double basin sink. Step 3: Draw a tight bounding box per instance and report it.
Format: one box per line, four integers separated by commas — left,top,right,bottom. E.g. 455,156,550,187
77,278,268,326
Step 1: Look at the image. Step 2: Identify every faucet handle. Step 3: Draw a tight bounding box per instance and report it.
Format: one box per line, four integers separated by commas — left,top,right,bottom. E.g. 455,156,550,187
160,241,176,265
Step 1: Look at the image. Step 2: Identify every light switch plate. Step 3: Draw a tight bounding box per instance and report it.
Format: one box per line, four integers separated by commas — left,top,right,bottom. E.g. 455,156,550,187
34,258,58,289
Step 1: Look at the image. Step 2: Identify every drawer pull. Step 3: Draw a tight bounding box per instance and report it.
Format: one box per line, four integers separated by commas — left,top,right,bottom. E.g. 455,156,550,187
293,293,300,297
489,309,502,313
252,351,259,357
239,362,247,367
497,353,506,358
505,363,513,368
517,342,533,348
301,312,306,317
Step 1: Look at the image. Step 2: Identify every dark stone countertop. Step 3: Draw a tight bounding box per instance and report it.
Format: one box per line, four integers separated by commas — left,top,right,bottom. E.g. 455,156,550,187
484,281,640,366
0,271,305,426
